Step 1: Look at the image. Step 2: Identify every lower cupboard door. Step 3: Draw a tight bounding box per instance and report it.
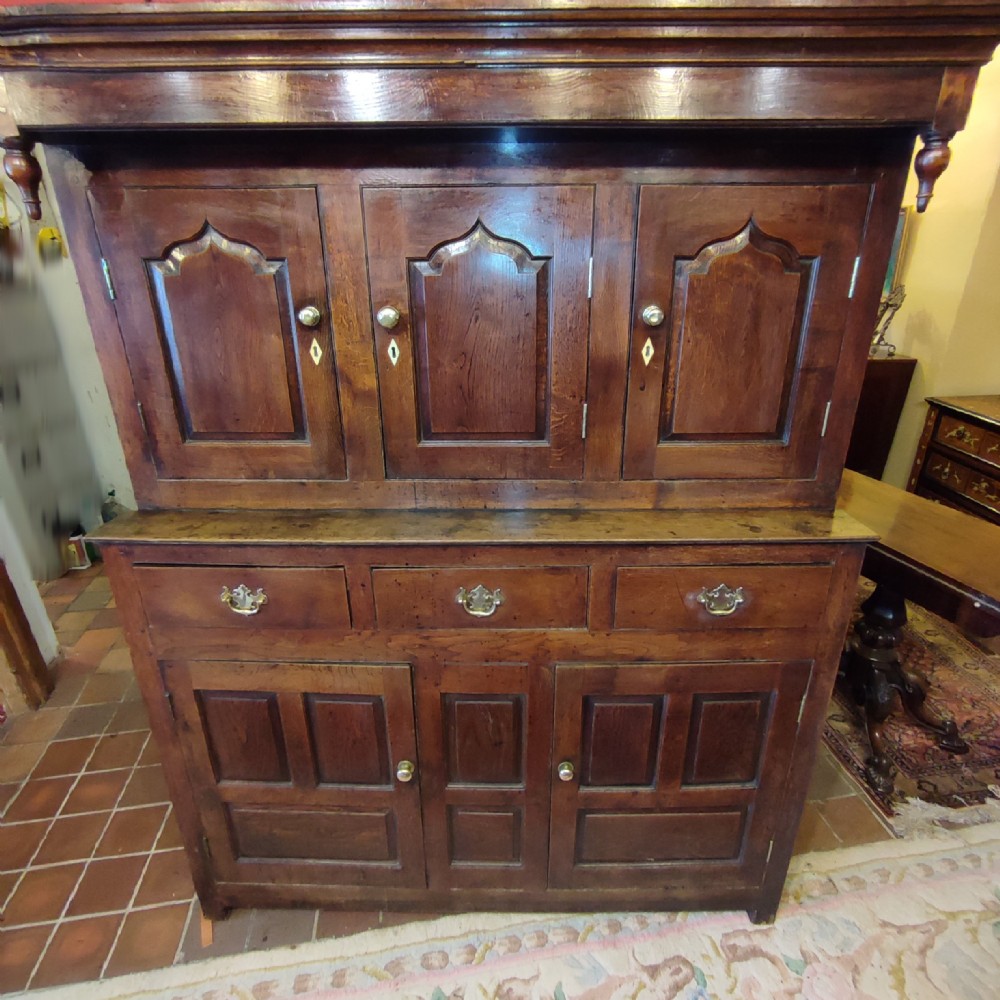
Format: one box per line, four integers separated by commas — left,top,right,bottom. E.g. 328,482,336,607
548,661,810,890
163,659,426,887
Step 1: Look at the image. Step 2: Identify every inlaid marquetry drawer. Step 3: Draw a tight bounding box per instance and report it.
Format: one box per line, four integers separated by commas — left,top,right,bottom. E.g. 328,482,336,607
612,563,834,630
964,471,1000,515
371,566,589,629
925,449,970,493
134,565,352,630
935,414,986,457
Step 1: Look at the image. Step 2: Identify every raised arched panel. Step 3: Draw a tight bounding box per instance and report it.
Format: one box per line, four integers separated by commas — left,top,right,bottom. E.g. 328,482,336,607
148,223,304,441
624,183,871,482
664,220,814,441
409,221,550,442
90,183,347,484
363,184,593,480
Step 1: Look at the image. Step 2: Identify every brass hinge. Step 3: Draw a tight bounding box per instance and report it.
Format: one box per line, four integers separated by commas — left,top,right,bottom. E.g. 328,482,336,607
164,689,176,720
848,256,861,299
797,692,808,726
202,835,213,860
820,400,832,437
765,838,775,864
101,258,116,300
581,401,588,439
587,257,593,299
136,400,149,437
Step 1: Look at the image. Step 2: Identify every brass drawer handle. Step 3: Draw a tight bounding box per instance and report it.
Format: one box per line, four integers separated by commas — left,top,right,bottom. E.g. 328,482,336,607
220,584,268,616
696,583,746,617
456,584,504,618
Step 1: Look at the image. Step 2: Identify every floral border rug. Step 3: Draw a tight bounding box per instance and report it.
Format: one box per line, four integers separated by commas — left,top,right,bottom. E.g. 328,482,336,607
22,823,1000,1000
824,589,1000,819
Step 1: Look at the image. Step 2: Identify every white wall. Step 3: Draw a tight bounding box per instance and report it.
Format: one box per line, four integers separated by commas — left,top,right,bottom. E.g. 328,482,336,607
882,51,1000,487
3,159,135,508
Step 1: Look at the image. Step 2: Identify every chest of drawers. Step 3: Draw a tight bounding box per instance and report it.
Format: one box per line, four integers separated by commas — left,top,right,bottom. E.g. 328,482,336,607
4,0,999,924
908,396,1000,525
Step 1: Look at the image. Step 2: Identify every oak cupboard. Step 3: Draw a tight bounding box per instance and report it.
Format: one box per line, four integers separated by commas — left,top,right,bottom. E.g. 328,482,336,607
3,0,999,924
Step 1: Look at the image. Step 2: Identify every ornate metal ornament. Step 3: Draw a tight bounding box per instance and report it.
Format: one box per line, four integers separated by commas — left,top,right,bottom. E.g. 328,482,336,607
455,584,505,618
695,583,746,617
220,583,268,616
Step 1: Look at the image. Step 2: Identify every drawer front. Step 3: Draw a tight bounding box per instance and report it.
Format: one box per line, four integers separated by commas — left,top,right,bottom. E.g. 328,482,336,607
135,566,351,630
613,563,833,630
925,450,970,492
981,431,1000,471
935,414,984,457
965,471,1000,515
372,566,589,629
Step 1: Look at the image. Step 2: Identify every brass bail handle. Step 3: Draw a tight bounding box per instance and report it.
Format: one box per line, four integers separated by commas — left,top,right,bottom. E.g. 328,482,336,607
220,583,268,616
695,583,746,617
456,584,505,618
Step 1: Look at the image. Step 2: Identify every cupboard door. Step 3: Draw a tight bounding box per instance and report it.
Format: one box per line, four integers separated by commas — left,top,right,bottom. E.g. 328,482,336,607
363,185,593,479
164,660,425,888
623,184,871,481
90,185,346,482
415,661,553,890
549,661,809,890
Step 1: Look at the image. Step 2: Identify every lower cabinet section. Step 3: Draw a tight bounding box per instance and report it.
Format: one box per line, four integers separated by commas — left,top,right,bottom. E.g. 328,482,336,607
160,654,812,905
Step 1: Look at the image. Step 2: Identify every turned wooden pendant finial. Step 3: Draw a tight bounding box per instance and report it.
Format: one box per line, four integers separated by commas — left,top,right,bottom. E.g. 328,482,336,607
914,130,953,213
2,136,43,221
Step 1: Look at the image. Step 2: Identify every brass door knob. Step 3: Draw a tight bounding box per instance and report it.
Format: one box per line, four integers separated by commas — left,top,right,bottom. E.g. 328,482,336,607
641,304,665,327
297,305,322,327
376,306,400,329
557,761,575,782
396,760,415,783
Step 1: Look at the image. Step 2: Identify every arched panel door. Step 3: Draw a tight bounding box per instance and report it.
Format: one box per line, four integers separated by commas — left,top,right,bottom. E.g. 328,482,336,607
363,185,593,480
623,184,871,482
89,184,346,482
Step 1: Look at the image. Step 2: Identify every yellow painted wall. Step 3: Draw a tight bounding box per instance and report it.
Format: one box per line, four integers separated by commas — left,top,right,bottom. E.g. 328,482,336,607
882,50,1000,487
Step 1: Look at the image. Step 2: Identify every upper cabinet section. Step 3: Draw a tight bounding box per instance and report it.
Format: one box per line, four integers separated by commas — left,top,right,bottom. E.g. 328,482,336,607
363,185,592,480
89,184,347,483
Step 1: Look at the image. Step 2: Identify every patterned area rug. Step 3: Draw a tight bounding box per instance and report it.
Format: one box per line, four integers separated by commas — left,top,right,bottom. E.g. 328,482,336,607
23,823,1000,1000
824,591,1000,818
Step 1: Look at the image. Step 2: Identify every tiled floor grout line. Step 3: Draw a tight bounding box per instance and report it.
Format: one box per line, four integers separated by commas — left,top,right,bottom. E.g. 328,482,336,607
23,724,151,990
98,787,174,980
173,897,200,966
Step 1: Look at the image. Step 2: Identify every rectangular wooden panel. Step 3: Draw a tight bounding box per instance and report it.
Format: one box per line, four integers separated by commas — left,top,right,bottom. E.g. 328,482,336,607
624,183,871,482
613,563,833,630
89,183,346,482
683,694,770,786
199,690,289,783
581,696,664,787
230,806,396,862
372,566,588,629
577,810,747,863
363,184,592,480
445,695,524,785
448,807,521,864
306,695,391,786
935,414,985,457
136,565,351,631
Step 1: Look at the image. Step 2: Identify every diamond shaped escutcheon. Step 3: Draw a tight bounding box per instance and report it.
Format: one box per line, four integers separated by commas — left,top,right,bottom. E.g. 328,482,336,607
641,337,655,366
309,338,323,365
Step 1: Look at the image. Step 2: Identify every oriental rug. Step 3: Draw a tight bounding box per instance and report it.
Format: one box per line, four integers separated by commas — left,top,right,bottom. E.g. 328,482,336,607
824,591,1000,821
22,822,1000,1000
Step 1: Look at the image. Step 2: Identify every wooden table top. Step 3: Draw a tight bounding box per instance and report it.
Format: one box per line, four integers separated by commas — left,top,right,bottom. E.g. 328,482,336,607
837,468,1000,604
926,395,1000,427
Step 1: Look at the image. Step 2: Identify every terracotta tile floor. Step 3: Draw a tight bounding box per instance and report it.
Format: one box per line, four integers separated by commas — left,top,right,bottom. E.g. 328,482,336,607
0,564,895,993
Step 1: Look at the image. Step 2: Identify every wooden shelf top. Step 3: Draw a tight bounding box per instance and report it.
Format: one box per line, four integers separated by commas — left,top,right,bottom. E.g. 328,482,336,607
92,506,874,548
927,395,1000,428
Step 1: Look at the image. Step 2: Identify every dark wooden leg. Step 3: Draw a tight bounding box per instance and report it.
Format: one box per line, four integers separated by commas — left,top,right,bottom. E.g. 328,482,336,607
840,584,970,797
747,904,779,925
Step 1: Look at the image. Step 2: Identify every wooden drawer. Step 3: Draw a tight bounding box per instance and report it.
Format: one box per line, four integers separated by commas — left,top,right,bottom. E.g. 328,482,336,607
372,566,589,629
981,431,1000,471
613,563,833,630
964,472,1000,515
925,450,970,492
935,414,984,457
135,565,351,630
